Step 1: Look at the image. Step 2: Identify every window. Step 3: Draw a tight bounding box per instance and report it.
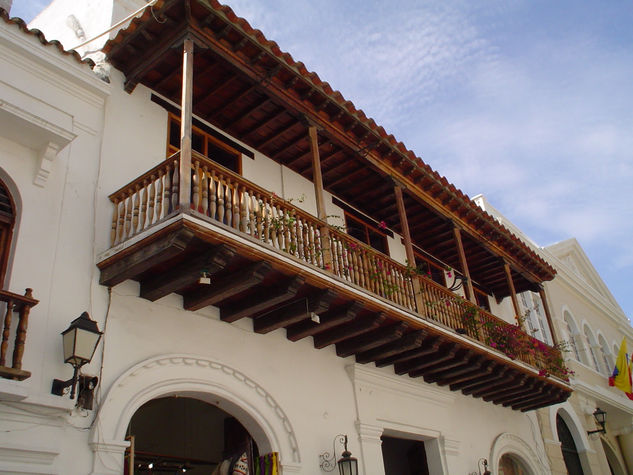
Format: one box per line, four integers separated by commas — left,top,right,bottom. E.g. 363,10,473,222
518,292,551,344
474,288,491,312
344,212,389,255
381,436,430,475
583,326,601,373
0,178,16,289
168,114,241,174
598,335,613,376
563,312,581,362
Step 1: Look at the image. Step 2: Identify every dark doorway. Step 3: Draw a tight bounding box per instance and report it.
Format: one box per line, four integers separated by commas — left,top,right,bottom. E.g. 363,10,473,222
381,436,430,475
556,414,584,475
125,396,257,474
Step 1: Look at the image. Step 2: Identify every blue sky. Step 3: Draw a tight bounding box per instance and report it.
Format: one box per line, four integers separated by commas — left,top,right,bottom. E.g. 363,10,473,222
11,0,633,322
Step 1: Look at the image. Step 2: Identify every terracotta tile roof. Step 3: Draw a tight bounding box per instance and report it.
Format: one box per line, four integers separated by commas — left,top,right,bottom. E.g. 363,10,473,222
0,7,95,68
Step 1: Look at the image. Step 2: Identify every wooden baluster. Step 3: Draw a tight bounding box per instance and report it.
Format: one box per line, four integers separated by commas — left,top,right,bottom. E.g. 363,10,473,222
239,186,248,232
269,204,278,249
0,299,14,367
163,163,172,215
140,180,148,232
254,193,263,240
12,289,33,370
117,194,126,243
306,224,315,264
192,159,200,211
124,191,133,239
262,196,270,243
171,161,179,212
156,171,164,221
224,178,233,226
201,166,209,216
284,208,292,254
209,170,217,220
247,191,256,235
360,251,370,290
295,217,304,259
332,238,342,275
217,180,225,224
232,185,240,229
110,199,120,246
148,175,156,225
132,185,140,235
287,210,296,255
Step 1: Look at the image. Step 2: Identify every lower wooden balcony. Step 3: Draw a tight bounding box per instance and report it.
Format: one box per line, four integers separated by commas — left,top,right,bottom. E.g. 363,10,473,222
0,288,38,381
97,152,571,411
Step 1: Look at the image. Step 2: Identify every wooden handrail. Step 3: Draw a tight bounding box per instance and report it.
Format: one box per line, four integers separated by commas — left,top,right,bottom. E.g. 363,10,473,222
106,154,566,378
0,288,38,381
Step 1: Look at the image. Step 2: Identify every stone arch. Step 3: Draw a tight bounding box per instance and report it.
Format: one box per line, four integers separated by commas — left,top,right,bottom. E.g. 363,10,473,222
601,437,627,475
0,168,21,288
89,354,301,475
551,404,593,474
489,432,548,475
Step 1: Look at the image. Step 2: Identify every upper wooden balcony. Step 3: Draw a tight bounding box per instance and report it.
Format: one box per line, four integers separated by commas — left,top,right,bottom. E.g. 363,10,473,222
97,151,571,411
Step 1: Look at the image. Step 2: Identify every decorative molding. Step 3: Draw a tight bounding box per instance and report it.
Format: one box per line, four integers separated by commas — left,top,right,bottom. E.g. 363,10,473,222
489,432,549,475
91,354,301,474
347,364,456,408
0,444,58,465
34,141,60,186
442,437,460,457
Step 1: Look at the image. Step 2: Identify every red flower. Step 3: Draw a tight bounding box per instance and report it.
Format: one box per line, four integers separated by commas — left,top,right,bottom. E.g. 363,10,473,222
378,220,387,230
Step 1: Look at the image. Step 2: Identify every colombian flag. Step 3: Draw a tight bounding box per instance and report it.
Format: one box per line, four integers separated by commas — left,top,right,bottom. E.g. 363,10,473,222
609,338,633,400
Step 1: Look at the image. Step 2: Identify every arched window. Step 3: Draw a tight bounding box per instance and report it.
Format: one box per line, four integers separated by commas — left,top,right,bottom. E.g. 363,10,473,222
0,178,16,289
498,453,532,475
583,326,601,373
563,312,581,362
598,335,613,376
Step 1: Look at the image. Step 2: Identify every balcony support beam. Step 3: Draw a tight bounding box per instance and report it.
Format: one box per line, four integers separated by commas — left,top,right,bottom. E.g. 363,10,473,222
538,285,559,346
287,301,362,342
313,312,386,349
355,330,426,364
336,322,407,358
309,125,332,269
503,260,523,329
452,225,476,304
179,37,194,212
394,184,423,313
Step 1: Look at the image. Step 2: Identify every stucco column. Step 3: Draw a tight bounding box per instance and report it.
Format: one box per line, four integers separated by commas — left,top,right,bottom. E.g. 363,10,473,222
617,429,633,475
356,422,385,475
90,440,129,475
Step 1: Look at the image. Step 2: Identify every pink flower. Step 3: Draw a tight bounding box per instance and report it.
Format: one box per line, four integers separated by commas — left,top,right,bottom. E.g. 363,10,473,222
378,220,387,230
447,271,452,278
324,264,331,270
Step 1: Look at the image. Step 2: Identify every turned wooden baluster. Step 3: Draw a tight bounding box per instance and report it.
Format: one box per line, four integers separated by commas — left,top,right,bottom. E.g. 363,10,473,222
0,298,14,367
217,180,225,224
132,185,140,235
139,179,149,232
192,159,200,211
201,166,209,216
232,185,240,229
171,162,180,213
284,208,292,253
12,289,33,370
124,191,133,239
295,217,304,259
209,170,217,220
163,163,172,215
154,171,162,221
306,224,316,265
110,199,120,246
246,190,255,235
240,189,248,233
269,203,279,248
147,175,156,226
224,178,233,226
117,194,126,243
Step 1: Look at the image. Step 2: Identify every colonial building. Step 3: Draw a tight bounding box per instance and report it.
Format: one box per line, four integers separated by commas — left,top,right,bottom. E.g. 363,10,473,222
476,195,633,475
0,1,593,474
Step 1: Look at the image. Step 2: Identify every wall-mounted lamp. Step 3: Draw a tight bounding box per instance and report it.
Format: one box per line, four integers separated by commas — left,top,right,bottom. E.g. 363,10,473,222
319,434,358,475
51,312,102,407
587,407,607,435
478,458,491,475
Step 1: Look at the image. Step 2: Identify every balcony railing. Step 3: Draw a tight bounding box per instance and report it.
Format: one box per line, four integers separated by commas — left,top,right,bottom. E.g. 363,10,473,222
108,152,566,380
0,288,38,381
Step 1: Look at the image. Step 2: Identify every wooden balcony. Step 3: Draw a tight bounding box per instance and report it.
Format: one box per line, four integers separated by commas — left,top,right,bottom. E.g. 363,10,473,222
0,288,38,381
98,152,571,411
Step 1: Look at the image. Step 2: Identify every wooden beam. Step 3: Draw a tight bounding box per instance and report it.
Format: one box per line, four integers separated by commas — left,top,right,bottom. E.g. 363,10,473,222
434,359,494,386
394,185,423,312
453,226,476,304
286,301,363,342
220,275,305,323
256,121,296,150
336,322,407,358
99,228,194,287
355,330,426,364
313,312,386,349
183,261,271,311
409,349,469,378
242,107,288,139
212,86,260,123
505,385,554,408
374,336,440,367
453,366,511,393
253,289,337,334
179,37,194,212
394,343,455,375
538,285,559,346
140,244,235,301
422,352,480,383
504,260,523,327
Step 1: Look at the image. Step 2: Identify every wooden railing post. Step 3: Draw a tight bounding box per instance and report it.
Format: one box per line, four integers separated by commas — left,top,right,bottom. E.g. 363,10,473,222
538,284,559,346
0,298,13,367
179,37,194,212
308,125,332,269
393,184,423,313
452,224,477,305
12,288,33,370
503,260,524,329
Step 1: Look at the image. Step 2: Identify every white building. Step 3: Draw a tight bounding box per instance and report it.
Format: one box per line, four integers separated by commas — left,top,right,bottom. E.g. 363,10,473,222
475,195,633,475
0,1,589,474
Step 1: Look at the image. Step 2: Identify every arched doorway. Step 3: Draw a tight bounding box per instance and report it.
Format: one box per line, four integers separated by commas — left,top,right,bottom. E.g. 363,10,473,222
125,396,258,474
498,453,532,475
601,439,626,475
556,414,584,475
0,177,16,288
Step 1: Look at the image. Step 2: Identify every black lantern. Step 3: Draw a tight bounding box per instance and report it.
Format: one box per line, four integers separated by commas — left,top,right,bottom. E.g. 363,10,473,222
320,434,359,475
337,435,358,475
51,312,102,401
587,407,607,435
478,458,491,475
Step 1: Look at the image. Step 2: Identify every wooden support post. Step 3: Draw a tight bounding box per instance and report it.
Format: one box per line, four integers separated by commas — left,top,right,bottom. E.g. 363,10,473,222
452,225,476,304
503,260,523,328
179,37,194,212
308,125,332,269
538,285,559,346
394,185,423,313
11,289,33,370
